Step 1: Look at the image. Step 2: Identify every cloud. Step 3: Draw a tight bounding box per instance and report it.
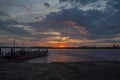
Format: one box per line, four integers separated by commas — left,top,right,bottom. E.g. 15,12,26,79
59,0,97,5
0,11,34,36
0,0,34,11
0,0,120,46
0,11,9,17
64,20,88,35
0,11,10,21
40,32,61,36
44,7,120,36
59,0,107,11
107,0,120,10
12,24,35,33
43,3,50,8
59,5,67,9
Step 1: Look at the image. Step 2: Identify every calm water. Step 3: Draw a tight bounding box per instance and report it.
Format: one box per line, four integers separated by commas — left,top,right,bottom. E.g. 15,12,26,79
26,49,120,63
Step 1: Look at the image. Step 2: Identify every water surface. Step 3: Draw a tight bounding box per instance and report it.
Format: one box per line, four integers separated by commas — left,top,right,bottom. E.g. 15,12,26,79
26,49,120,63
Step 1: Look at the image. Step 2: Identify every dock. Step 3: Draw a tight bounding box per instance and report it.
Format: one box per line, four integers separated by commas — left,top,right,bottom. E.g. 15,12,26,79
0,47,48,60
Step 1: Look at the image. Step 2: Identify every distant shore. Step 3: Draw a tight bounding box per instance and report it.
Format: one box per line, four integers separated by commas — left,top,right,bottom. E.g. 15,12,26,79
1,46,120,49
0,61,120,80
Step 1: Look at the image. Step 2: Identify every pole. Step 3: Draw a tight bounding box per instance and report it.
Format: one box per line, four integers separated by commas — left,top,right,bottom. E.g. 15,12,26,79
23,42,25,47
13,40,16,47
46,48,48,53
11,48,13,56
0,47,1,54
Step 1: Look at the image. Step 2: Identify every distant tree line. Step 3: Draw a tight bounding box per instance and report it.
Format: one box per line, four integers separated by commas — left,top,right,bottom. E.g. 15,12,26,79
78,45,120,49
47,44,120,49
0,45,120,49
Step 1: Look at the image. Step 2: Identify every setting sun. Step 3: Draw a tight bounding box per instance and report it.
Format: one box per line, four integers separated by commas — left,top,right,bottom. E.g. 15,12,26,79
59,45,66,48
59,43,68,48
55,43,67,48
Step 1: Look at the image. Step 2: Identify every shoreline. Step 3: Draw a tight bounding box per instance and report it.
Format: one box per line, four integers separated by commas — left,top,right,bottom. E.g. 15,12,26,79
0,61,120,80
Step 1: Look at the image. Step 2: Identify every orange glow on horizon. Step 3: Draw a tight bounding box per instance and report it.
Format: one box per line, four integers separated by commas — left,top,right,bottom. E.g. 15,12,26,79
56,43,67,48
53,43,68,48
59,45,66,48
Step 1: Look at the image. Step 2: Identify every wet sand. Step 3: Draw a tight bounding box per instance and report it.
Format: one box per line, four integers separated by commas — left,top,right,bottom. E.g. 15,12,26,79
0,61,120,80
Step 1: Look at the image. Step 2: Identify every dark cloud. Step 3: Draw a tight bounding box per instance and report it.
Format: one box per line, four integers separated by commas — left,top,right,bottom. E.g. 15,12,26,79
0,0,34,12
24,0,120,41
44,6,120,36
0,11,9,17
59,5,67,9
107,0,120,10
0,21,30,36
19,1,34,12
1,0,120,46
19,0,120,43
0,11,32,36
35,16,40,21
23,20,83,40
59,0,97,5
98,40,120,43
43,3,50,8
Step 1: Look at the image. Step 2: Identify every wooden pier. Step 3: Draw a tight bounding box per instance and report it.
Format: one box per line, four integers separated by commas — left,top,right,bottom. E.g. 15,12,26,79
0,47,48,60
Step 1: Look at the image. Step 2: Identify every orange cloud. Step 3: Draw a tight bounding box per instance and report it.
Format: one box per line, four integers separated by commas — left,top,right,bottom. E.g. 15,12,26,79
64,20,88,35
46,41,68,47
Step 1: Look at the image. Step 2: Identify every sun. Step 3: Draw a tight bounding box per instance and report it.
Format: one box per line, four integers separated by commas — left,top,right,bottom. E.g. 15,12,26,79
58,43,67,48
60,45,66,48
52,42,67,48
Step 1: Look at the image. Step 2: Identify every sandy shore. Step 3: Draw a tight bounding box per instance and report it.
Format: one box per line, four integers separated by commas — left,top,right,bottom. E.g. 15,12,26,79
0,61,120,80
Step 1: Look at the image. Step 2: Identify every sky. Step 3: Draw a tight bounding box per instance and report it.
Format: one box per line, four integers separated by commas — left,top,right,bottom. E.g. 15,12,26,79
0,0,120,47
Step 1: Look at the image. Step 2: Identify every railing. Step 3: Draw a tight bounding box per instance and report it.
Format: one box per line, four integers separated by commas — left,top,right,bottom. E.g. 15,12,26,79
0,47,48,57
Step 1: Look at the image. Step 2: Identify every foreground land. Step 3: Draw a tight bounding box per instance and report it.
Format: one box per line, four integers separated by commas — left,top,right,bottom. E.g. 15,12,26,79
0,61,120,80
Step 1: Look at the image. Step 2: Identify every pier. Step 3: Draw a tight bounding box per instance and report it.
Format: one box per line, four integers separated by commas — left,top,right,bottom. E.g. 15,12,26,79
0,47,48,60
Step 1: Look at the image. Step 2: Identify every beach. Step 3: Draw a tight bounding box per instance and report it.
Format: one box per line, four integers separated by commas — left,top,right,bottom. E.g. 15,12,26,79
0,61,120,80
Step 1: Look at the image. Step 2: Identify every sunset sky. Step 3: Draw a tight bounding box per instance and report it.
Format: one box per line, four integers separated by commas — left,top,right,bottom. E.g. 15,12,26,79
0,0,120,47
